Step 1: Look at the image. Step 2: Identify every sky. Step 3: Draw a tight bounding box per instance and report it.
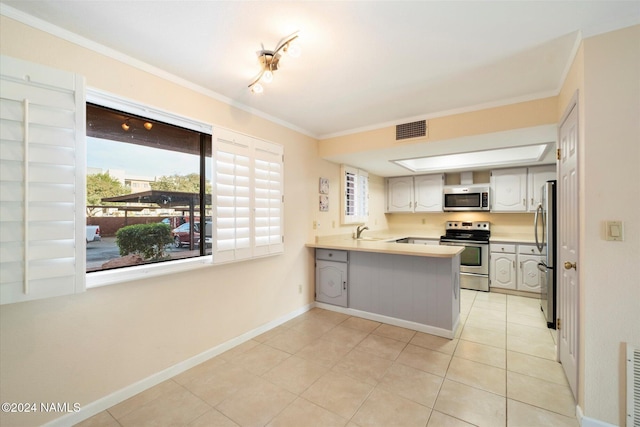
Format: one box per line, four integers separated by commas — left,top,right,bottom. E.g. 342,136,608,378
87,137,210,179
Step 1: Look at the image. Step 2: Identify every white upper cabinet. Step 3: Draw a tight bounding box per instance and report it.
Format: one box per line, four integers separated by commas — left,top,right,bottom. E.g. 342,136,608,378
491,166,556,212
386,176,414,212
491,168,528,212
386,174,443,213
527,165,556,211
414,174,444,212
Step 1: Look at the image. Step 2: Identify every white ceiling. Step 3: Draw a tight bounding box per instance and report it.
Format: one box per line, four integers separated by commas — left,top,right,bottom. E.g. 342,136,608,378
2,1,639,175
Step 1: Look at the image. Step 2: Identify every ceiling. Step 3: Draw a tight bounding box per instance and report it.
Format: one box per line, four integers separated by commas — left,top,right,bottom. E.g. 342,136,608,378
2,1,639,175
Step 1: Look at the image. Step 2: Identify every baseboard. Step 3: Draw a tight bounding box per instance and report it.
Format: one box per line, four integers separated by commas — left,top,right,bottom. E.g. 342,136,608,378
314,302,456,339
577,405,619,427
43,302,314,427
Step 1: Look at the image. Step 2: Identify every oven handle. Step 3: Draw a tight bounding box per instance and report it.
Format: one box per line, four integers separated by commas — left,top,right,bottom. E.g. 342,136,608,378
440,240,489,246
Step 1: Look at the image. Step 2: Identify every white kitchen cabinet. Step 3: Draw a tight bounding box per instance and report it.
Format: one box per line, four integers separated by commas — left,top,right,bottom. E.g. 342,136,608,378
491,243,543,293
386,176,414,212
490,244,517,289
517,244,543,292
491,166,556,212
518,255,542,292
386,174,443,213
491,168,528,212
316,249,348,307
527,165,556,211
414,174,444,212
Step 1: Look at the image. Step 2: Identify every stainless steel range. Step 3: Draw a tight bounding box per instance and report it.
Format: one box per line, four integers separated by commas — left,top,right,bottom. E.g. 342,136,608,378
440,221,490,292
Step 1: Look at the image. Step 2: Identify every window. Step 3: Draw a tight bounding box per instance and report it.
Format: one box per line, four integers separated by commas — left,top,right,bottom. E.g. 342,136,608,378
341,165,369,224
85,103,212,273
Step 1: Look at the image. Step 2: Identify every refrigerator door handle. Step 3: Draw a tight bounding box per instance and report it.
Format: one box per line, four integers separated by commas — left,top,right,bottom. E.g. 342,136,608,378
534,203,545,252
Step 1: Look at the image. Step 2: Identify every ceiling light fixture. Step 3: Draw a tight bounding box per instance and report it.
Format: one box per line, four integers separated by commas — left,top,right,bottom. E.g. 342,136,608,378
144,122,153,131
248,31,300,94
121,120,130,131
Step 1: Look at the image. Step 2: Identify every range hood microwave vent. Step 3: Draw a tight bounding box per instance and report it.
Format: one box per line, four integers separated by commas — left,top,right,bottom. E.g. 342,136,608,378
396,120,427,141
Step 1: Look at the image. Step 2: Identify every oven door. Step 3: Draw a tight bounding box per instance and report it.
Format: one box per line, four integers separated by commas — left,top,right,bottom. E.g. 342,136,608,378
440,240,489,275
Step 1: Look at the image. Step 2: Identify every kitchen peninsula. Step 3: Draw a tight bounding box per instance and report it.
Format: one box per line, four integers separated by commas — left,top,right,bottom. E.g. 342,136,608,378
307,235,464,339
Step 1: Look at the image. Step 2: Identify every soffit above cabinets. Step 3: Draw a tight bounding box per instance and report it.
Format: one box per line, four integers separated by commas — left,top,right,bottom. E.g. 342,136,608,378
323,125,558,177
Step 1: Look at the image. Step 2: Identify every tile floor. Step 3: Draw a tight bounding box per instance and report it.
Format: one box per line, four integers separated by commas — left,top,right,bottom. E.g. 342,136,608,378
77,290,578,427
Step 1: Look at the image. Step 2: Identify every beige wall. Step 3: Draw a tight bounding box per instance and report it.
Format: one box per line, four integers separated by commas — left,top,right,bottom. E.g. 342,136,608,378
0,16,325,426
319,97,558,158
578,25,639,425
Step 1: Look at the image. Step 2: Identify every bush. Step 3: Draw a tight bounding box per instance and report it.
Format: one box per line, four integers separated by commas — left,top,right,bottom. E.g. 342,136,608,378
115,223,173,260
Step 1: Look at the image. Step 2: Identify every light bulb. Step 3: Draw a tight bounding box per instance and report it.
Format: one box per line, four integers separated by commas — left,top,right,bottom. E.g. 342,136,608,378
261,70,273,83
250,83,264,94
121,121,130,131
286,41,301,58
143,122,153,131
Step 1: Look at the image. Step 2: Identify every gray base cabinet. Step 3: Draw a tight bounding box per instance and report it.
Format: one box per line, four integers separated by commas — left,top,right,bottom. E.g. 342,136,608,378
348,251,460,333
315,249,348,307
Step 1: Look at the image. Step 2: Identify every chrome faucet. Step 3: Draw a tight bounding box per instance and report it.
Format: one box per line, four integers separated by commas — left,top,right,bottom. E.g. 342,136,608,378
356,225,369,239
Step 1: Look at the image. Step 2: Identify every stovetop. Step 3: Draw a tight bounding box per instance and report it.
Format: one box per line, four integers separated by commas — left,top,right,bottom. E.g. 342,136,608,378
441,221,490,242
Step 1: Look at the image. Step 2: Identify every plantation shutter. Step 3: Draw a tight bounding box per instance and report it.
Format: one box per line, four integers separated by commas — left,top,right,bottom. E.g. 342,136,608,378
341,165,368,224
213,129,252,263
253,138,284,256
212,128,284,264
0,55,86,304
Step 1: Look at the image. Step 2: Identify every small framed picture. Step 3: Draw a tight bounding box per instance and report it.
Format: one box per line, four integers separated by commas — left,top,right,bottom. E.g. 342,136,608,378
319,195,329,211
319,177,330,194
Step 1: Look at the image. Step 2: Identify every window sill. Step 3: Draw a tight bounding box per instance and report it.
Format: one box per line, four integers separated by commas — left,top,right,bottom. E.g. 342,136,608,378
86,256,213,288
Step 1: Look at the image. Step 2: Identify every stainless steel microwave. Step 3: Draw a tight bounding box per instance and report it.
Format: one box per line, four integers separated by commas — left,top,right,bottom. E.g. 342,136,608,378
443,185,490,211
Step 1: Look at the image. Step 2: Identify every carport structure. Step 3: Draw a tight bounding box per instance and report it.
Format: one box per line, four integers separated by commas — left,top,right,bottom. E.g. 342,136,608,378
102,190,211,251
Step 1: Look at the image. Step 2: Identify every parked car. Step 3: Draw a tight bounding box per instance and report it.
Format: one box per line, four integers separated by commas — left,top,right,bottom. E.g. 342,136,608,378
171,222,200,248
86,225,101,243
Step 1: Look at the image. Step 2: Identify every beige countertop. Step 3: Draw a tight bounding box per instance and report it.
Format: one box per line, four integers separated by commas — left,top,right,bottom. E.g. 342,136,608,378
307,233,463,258
308,229,538,256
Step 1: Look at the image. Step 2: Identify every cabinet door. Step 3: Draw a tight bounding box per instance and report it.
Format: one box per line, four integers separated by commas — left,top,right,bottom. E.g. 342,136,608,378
491,168,527,212
386,177,414,212
490,252,517,289
527,165,556,211
316,260,348,307
414,174,444,212
518,255,542,292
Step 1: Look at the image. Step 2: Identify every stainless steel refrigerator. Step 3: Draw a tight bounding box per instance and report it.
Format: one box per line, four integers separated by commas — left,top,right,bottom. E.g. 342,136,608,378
534,180,557,329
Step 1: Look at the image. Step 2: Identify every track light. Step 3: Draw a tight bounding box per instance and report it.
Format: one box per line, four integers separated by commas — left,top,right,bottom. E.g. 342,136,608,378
248,31,300,94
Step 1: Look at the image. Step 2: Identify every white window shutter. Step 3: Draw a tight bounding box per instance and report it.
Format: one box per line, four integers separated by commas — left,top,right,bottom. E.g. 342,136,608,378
253,138,284,256
0,55,86,304
341,165,368,224
212,129,252,263
212,128,284,264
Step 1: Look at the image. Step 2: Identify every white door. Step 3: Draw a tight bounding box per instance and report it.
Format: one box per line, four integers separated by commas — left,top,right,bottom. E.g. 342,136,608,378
558,94,579,398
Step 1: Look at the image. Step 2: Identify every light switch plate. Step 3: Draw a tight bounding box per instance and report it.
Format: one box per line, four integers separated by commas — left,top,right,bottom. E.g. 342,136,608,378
605,221,623,241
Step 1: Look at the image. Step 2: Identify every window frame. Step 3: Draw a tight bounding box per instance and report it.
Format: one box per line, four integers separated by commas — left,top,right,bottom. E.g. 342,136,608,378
85,90,285,288
341,164,369,225
85,89,214,288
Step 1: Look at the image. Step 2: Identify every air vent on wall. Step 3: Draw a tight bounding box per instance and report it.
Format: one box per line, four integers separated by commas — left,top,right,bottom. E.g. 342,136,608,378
396,120,427,141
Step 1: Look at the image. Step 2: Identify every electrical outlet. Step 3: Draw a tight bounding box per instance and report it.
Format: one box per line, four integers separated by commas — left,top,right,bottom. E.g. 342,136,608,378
332,220,335,228
422,218,426,224
298,284,302,294
313,221,317,230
